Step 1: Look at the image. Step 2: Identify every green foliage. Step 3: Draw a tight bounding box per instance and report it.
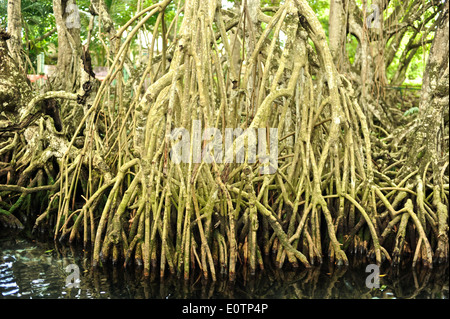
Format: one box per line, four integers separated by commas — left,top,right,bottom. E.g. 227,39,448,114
384,1,437,85
403,106,419,117
0,0,6,28
0,0,178,71
386,29,432,85
346,34,359,65
308,0,329,35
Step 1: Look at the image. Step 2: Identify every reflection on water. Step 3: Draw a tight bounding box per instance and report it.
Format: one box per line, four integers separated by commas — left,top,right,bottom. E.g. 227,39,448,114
0,232,448,299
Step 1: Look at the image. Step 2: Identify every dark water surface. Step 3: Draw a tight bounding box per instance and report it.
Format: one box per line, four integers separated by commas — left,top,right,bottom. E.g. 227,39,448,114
0,230,448,299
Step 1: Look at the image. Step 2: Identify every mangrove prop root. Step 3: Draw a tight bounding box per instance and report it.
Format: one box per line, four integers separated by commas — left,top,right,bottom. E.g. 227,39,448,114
0,0,447,281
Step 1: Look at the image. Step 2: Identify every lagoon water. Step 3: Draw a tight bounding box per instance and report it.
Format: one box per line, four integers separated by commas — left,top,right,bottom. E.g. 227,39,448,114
0,230,448,299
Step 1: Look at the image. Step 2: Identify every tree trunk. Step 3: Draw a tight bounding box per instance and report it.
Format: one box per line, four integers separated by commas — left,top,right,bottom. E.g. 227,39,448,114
404,1,449,177
403,0,449,263
6,0,23,69
90,0,115,37
330,0,394,128
329,0,349,72
0,30,32,118
52,0,83,91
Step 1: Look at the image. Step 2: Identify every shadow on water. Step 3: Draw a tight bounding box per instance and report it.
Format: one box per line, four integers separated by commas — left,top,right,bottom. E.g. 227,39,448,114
0,229,448,299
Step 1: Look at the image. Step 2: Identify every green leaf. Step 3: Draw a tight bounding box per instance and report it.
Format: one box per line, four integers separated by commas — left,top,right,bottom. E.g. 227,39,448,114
403,106,419,117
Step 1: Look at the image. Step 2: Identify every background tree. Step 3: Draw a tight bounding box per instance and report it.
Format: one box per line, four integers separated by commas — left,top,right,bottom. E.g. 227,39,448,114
6,0,23,68
401,0,448,263
328,0,442,129
52,0,83,91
